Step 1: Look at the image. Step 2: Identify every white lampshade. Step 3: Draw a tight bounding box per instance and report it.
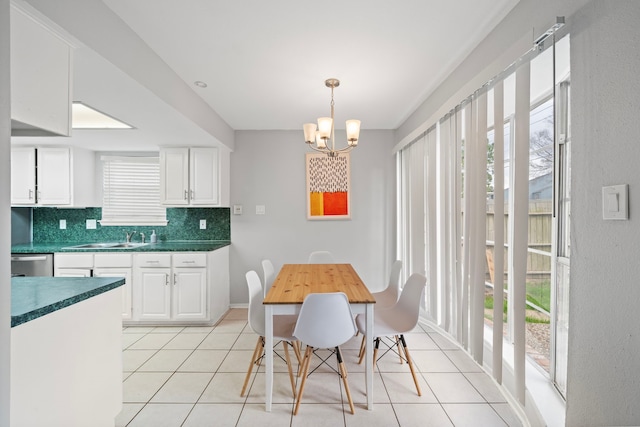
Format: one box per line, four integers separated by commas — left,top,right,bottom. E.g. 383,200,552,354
346,119,361,146
303,123,317,143
317,117,333,139
315,133,327,149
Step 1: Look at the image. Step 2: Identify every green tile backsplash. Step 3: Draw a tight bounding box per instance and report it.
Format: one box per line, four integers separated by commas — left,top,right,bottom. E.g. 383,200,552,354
32,207,230,243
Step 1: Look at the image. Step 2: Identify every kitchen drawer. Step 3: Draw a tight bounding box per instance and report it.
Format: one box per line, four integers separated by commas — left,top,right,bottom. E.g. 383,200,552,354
55,253,93,268
173,252,207,267
94,253,132,268
135,253,171,268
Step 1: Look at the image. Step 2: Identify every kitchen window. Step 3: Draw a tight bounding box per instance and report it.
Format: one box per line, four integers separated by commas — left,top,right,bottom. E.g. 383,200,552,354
100,156,168,226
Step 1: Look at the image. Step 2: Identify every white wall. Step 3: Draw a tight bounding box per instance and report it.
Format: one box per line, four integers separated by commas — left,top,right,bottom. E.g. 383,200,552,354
567,1,640,425
229,129,396,304
1,0,11,424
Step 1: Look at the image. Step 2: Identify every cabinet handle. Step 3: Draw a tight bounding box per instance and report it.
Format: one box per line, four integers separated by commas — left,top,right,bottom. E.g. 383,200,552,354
37,191,41,202
190,189,195,200
146,260,160,264
174,274,177,285
182,260,196,264
28,189,34,200
165,274,169,286
184,189,188,200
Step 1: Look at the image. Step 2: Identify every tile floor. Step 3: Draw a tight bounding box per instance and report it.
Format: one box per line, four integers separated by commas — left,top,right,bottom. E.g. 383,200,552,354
117,309,524,427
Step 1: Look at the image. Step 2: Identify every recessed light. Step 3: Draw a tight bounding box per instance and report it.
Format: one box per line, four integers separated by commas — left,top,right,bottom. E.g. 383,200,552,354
194,81,208,88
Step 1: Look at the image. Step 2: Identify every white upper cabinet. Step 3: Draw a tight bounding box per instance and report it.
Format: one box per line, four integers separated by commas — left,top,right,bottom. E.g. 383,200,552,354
37,147,71,205
160,147,219,206
10,147,36,205
11,147,96,207
10,5,72,137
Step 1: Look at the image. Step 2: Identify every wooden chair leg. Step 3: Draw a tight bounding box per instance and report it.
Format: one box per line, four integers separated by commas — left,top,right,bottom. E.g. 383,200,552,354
373,337,380,371
294,346,313,415
336,347,355,414
399,334,421,396
357,335,366,364
395,335,404,364
283,341,296,398
292,340,302,365
241,336,263,397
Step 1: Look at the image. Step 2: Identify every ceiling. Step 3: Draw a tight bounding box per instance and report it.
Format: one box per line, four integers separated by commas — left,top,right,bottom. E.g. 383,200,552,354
16,0,520,151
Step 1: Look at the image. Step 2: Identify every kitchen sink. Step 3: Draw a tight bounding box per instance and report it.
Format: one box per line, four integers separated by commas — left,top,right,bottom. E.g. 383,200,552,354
63,242,149,250
111,243,149,248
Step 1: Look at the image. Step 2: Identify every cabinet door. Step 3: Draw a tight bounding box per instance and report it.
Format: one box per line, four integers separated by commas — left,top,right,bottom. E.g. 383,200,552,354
37,147,71,205
94,268,133,320
160,148,189,205
137,268,171,320
55,269,92,277
172,268,207,320
11,147,36,205
190,148,219,206
11,5,71,136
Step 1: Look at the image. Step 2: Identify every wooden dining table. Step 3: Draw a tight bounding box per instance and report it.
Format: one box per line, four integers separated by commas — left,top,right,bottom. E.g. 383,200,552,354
263,263,376,411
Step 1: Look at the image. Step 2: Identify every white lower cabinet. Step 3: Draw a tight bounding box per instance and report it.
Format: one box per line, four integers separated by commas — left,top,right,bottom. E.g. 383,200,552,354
133,252,208,322
54,247,229,324
55,252,133,319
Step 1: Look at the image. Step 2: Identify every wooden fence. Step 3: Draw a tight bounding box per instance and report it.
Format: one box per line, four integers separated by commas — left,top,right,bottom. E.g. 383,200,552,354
485,200,552,283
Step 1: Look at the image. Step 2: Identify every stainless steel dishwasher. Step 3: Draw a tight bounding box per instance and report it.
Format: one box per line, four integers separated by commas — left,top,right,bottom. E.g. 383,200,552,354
11,253,54,277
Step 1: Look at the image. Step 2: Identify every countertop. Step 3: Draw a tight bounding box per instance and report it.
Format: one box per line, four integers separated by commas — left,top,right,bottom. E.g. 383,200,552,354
11,240,231,254
11,276,125,327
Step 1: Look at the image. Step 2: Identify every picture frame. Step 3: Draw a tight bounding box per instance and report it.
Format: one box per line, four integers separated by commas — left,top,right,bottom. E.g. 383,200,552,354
305,152,351,220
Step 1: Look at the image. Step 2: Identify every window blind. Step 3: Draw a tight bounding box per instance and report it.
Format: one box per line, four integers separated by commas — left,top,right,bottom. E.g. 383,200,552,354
100,156,168,226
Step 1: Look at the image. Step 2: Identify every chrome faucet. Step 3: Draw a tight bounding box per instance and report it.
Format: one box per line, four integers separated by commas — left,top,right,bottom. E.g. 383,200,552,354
140,232,146,243
125,231,137,242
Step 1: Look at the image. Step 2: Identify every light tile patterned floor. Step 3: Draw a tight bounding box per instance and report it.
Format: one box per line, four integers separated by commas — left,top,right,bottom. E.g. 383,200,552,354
117,309,523,427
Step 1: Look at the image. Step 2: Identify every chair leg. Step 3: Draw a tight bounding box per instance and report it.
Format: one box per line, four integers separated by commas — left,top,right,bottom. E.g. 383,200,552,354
395,335,404,364
241,336,263,397
373,337,380,371
336,347,355,414
399,334,422,396
283,341,296,398
292,340,302,365
357,335,366,364
294,346,313,415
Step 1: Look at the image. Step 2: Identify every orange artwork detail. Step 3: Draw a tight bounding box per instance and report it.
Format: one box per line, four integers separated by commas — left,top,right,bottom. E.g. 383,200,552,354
309,192,324,216
323,192,348,215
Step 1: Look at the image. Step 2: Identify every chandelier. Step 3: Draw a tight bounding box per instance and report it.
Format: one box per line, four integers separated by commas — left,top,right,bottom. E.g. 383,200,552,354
303,78,361,157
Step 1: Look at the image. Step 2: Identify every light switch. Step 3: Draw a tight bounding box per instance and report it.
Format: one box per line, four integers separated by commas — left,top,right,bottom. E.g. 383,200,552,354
200,219,207,229
233,205,243,215
602,184,628,220
59,219,66,230
256,205,266,215
86,219,97,230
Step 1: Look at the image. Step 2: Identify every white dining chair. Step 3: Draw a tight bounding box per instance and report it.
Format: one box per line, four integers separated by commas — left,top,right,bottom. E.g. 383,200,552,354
293,292,357,415
261,259,275,296
241,270,300,398
356,273,426,396
307,250,335,264
358,260,402,359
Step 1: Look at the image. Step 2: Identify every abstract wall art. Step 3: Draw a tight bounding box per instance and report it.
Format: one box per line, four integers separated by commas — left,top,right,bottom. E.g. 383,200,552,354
306,152,350,220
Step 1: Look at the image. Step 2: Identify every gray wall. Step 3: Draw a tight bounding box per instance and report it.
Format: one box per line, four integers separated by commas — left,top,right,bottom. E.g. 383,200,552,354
229,129,396,305
567,1,640,425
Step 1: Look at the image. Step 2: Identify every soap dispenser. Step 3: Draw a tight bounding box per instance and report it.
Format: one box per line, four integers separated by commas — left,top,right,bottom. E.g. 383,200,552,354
150,230,157,243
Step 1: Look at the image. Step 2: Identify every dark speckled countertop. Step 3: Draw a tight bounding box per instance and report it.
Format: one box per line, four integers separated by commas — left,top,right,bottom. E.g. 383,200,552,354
11,276,125,327
11,240,231,254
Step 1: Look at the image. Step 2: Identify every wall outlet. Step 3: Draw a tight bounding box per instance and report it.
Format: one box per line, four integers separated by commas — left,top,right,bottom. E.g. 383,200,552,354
59,219,66,230
200,219,207,229
86,219,97,229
